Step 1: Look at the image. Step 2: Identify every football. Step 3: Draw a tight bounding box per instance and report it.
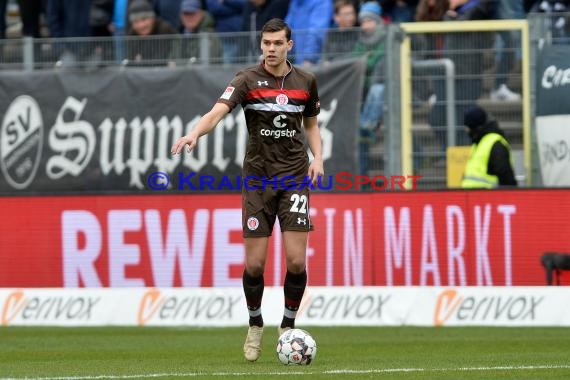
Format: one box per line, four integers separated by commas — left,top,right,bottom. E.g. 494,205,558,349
276,328,317,365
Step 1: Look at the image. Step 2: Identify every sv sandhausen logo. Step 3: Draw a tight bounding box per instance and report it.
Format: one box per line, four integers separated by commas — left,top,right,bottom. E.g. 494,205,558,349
433,289,544,326
0,95,43,189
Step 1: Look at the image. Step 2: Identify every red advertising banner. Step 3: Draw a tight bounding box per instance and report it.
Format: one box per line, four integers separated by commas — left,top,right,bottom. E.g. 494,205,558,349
1,190,569,287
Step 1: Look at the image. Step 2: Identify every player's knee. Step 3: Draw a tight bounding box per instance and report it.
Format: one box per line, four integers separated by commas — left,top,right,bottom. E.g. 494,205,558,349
286,257,306,273
246,261,265,277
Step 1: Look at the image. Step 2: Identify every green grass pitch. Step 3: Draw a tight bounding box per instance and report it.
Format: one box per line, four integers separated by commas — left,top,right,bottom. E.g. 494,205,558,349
1,326,569,379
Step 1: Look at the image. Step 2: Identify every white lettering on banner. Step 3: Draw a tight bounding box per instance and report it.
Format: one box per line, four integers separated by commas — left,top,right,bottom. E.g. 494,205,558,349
109,210,144,287
302,294,391,320
343,209,363,285
99,117,126,176
46,97,96,179
1,290,100,325
62,211,103,287
385,205,515,286
541,65,570,89
39,97,252,188
30,96,337,189
446,205,466,286
145,209,209,287
213,209,244,287
183,115,207,172
420,205,441,286
234,112,247,168
272,219,282,286
155,116,182,178
385,207,412,286
498,205,516,286
306,208,317,277
324,208,336,286
474,205,493,285
434,289,544,326
308,99,336,161
100,117,157,189
213,115,233,172
128,117,155,188
62,209,210,287
137,288,241,325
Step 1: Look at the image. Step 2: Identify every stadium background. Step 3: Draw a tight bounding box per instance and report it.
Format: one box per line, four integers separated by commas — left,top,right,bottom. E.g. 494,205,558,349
1,3,570,328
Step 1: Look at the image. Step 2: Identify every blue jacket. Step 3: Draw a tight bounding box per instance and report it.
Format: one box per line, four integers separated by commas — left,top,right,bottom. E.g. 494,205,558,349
285,0,333,64
47,0,91,38
207,0,246,33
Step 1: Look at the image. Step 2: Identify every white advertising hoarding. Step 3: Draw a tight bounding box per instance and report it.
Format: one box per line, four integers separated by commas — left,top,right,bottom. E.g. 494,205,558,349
1,287,569,327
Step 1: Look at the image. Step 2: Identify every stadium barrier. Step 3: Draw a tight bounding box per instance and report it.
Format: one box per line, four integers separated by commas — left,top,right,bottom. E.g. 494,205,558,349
1,286,569,327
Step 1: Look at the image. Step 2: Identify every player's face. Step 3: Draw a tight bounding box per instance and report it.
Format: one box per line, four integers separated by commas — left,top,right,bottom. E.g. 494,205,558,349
261,30,292,68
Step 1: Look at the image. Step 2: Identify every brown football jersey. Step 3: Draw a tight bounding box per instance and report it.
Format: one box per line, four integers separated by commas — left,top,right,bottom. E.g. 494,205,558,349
217,61,320,181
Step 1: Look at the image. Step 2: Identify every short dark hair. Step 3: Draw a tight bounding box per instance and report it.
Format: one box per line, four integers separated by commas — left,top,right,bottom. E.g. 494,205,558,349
334,0,355,14
260,18,291,41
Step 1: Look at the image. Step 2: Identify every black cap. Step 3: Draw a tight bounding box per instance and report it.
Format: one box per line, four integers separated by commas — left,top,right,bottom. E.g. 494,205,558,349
463,105,488,129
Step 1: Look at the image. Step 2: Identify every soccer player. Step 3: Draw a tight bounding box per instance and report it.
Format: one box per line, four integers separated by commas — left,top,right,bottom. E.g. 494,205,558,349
170,18,323,362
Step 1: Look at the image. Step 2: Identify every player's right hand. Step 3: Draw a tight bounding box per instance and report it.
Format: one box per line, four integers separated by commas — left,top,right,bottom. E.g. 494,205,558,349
171,134,198,155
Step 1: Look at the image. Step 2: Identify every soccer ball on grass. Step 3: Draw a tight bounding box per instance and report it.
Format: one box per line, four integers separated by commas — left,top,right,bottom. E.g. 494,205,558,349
276,328,317,365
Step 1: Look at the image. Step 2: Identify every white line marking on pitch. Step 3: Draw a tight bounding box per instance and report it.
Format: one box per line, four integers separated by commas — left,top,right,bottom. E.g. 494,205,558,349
2,365,569,380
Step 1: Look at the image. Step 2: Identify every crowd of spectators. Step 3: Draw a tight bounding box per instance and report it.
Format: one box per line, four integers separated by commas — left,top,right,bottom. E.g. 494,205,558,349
0,1,567,68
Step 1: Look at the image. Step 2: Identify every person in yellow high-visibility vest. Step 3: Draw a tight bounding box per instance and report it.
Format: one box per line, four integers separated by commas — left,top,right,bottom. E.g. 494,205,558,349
461,105,517,188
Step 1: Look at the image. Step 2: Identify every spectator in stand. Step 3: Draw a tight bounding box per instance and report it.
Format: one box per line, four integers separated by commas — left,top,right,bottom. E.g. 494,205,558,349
18,0,46,39
322,0,360,62
526,1,570,43
206,0,247,65
428,0,495,149
178,0,222,64
88,0,115,67
91,0,114,37
242,0,289,31
352,1,387,176
0,1,6,40
126,0,178,66
285,0,333,66
489,0,524,101
412,0,449,168
461,105,517,188
47,0,92,67
153,0,184,32
380,0,419,22
242,0,290,60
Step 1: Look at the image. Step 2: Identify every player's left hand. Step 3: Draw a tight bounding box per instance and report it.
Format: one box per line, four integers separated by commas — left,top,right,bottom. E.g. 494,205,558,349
308,159,324,186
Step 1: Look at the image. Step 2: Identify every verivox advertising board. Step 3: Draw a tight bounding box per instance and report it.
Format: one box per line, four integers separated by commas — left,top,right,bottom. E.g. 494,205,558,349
1,287,568,327
1,189,569,287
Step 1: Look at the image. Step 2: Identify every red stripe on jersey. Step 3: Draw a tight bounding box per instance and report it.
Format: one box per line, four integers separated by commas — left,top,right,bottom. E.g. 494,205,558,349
246,89,310,101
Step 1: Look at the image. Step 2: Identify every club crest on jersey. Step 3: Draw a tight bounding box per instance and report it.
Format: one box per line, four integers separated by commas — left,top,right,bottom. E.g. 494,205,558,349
220,86,235,100
276,93,289,105
247,217,260,230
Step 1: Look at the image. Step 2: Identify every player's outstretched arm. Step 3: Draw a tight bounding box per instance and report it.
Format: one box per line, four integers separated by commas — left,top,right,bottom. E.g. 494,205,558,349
304,116,324,185
171,102,231,155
